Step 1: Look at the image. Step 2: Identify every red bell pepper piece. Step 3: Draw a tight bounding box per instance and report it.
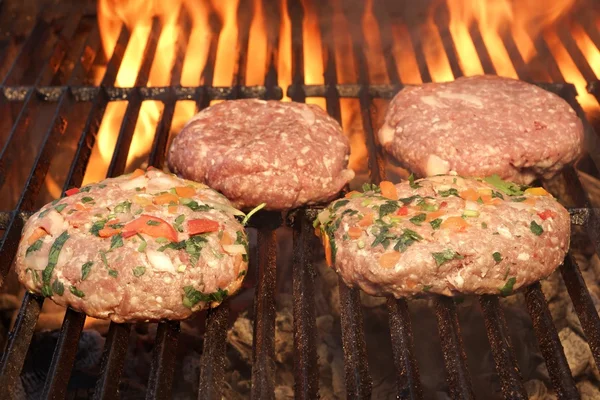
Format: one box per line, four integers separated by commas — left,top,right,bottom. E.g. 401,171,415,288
122,215,178,242
65,188,80,196
187,219,220,235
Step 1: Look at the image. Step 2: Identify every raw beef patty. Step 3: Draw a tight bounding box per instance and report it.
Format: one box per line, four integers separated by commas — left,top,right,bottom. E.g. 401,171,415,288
315,175,570,297
16,168,249,323
168,99,355,210
378,75,584,184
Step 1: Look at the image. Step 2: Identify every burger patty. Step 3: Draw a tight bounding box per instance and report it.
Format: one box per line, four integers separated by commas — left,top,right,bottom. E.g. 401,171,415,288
16,168,249,323
315,175,570,297
167,99,355,210
378,75,584,184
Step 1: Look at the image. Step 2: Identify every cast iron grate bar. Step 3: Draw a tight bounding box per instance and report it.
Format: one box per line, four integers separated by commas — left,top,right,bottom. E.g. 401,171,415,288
197,305,229,400
146,321,181,399
92,323,132,400
41,309,87,398
387,298,423,399
434,296,475,400
524,284,580,398
479,296,528,399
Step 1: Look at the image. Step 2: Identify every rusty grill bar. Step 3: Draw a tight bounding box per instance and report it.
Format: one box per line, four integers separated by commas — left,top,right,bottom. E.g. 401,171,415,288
0,2,598,399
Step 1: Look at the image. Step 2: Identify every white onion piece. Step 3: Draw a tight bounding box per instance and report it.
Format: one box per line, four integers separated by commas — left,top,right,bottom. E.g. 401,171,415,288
222,244,247,255
464,200,479,211
507,201,532,211
27,255,47,269
317,209,331,225
40,210,67,236
146,250,175,272
119,175,147,191
146,175,179,193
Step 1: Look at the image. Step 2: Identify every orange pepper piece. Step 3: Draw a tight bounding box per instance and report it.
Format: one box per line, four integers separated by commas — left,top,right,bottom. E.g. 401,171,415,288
130,168,145,179
348,226,362,239
323,234,332,267
440,216,469,232
153,192,179,205
358,213,374,227
379,252,401,268
345,190,360,198
380,181,398,200
220,231,234,246
98,227,122,238
175,186,196,197
168,205,178,214
426,210,446,222
27,227,48,245
459,188,480,202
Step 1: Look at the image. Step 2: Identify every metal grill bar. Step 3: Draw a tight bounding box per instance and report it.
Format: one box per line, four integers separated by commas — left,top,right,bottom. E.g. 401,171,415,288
92,323,131,400
386,298,423,399
479,296,528,399
107,18,162,178
291,210,319,399
0,293,44,396
434,296,475,400
524,284,580,398
197,305,229,400
561,254,600,366
41,309,87,398
146,321,181,399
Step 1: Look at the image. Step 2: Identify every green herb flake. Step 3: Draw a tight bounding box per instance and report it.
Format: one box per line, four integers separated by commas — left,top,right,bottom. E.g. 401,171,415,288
79,186,92,193
492,252,502,263
499,277,517,296
483,175,524,196
394,229,423,252
238,270,247,278
133,233,146,251
26,239,44,256
81,261,93,280
431,249,464,267
481,222,488,229
422,285,433,292
399,195,422,205
186,236,209,266
408,173,421,189
180,198,212,212
418,199,438,212
108,269,118,278
52,279,64,296
146,220,160,226
530,221,544,236
99,250,109,267
90,219,107,236
110,233,124,250
332,199,350,211
241,203,266,226
41,231,70,296
173,214,186,232
361,183,380,193
81,196,94,203
511,197,527,202
430,218,442,230
409,213,426,226
114,200,132,213
438,188,459,197
491,191,504,200
477,197,484,204
55,204,68,213
379,201,399,218
69,286,85,298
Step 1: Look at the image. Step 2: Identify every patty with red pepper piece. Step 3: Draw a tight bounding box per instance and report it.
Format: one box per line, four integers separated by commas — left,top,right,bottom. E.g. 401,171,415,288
167,99,355,210
15,168,250,323
378,75,583,184
315,175,570,297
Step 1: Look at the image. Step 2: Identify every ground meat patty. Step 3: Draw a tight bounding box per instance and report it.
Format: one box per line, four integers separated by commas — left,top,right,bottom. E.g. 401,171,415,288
378,75,584,184
15,168,249,323
167,99,355,210
315,175,570,297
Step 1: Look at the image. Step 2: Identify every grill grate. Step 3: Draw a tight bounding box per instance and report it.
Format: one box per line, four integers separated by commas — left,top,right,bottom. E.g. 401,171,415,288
0,1,598,399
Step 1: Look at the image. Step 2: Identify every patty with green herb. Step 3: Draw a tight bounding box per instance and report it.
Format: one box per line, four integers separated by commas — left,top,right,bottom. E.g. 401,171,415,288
16,168,250,323
315,175,570,297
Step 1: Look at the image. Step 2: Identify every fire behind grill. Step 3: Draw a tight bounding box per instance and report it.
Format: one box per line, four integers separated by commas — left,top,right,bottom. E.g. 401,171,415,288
0,1,599,399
